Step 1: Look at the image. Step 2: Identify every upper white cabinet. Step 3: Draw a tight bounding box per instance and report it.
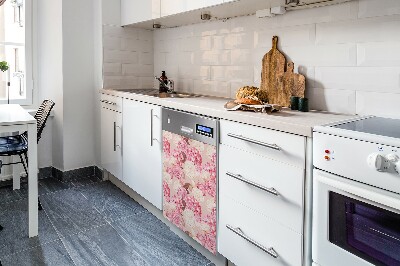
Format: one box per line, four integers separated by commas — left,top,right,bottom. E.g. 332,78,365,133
160,0,186,17
161,0,223,17
121,0,161,26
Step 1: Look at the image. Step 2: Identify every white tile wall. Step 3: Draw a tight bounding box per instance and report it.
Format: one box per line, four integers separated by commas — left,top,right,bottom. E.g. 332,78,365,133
152,0,400,117
103,25,154,89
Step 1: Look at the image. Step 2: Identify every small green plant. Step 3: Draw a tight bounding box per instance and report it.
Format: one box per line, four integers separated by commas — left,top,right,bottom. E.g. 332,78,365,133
0,61,9,72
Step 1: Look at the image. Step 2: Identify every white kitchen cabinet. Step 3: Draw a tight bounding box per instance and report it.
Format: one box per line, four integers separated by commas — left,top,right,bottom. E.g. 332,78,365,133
121,0,161,26
161,0,222,17
101,106,123,181
123,99,162,210
186,0,223,11
218,120,306,266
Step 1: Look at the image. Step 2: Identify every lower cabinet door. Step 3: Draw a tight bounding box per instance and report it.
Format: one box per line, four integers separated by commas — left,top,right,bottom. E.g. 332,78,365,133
101,107,122,180
218,194,303,266
122,100,162,210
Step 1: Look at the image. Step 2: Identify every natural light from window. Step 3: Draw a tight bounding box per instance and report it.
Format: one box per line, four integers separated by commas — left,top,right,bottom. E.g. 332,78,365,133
0,0,30,104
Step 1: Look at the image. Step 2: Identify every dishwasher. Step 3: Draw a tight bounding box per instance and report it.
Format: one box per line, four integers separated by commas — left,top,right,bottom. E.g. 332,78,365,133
162,108,219,254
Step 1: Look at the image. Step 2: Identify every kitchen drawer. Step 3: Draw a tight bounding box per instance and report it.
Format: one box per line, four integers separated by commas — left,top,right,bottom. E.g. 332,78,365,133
219,120,305,168
100,93,122,113
219,144,304,233
218,195,303,266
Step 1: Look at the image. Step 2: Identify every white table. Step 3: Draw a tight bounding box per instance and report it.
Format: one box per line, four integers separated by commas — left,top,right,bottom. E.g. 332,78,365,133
0,104,38,237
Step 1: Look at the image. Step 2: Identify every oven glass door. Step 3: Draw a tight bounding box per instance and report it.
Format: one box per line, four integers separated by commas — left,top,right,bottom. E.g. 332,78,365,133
329,191,400,266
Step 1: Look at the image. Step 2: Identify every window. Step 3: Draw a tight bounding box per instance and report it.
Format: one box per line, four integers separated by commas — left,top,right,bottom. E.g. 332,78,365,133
0,0,32,105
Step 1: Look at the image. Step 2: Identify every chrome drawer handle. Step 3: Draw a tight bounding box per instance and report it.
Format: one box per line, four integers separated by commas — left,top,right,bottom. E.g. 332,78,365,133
226,172,279,196
227,133,281,151
226,224,278,259
101,100,117,106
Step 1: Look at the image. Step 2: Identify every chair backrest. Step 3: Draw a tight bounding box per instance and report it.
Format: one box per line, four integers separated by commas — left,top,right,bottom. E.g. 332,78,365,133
35,100,55,143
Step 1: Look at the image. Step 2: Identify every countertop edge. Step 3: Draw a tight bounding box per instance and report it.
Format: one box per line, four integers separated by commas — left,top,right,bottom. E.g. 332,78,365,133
100,89,358,138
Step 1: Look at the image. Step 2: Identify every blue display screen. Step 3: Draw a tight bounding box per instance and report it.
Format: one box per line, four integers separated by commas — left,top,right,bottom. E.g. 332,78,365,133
196,124,213,137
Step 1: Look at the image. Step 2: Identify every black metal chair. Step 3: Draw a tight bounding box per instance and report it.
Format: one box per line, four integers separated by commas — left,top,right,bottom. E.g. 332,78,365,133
0,100,55,212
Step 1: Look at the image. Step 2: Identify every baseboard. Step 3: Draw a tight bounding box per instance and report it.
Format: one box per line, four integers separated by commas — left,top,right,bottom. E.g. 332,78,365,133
0,165,103,188
52,166,103,182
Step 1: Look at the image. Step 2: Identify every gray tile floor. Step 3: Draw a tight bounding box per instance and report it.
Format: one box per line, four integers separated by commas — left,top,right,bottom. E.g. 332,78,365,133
0,176,213,266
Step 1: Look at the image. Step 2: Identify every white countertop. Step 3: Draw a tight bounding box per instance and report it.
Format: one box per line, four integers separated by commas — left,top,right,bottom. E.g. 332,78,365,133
101,89,357,137
0,104,36,126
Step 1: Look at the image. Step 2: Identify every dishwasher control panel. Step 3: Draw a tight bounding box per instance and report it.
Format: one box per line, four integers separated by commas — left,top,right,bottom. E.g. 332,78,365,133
162,108,218,146
196,124,213,138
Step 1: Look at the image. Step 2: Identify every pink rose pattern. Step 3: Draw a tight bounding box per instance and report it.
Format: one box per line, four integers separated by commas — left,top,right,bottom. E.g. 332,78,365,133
162,131,217,254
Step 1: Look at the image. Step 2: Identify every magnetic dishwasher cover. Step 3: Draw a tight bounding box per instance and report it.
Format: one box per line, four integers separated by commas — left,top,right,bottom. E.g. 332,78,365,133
162,108,218,254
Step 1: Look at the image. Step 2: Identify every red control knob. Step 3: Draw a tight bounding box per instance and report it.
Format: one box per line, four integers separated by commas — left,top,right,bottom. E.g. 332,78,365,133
325,150,330,154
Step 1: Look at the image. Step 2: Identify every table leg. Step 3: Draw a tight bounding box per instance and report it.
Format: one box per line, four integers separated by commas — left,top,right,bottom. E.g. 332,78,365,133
12,155,20,190
27,123,38,237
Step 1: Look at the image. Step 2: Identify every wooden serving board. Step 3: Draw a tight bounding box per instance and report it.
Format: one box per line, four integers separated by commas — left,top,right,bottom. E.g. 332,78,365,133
260,36,286,105
279,62,306,107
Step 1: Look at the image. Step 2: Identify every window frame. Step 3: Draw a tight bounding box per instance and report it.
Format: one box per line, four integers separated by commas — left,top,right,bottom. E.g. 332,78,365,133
0,0,33,105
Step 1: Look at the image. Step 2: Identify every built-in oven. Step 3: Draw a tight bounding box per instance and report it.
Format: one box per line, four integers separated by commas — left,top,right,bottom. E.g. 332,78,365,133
313,169,400,266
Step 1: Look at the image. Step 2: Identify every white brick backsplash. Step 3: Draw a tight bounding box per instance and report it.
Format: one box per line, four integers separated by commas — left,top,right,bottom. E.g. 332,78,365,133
224,33,253,50
254,24,316,48
192,21,230,37
315,67,400,93
137,29,153,41
357,42,400,66
103,24,153,90
193,80,230,97
103,63,122,76
179,66,210,80
180,36,212,51
122,64,154,76
100,1,400,118
316,16,400,45
283,44,357,67
194,50,231,65
231,49,252,66
211,66,253,81
104,50,138,64
356,91,400,118
122,39,153,52
176,79,194,93
358,0,400,18
306,88,356,114
140,52,154,65
103,36,121,50
178,52,194,65
138,77,155,88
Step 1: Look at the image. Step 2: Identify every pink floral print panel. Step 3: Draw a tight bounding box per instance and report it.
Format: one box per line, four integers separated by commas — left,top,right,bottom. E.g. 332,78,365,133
162,131,217,254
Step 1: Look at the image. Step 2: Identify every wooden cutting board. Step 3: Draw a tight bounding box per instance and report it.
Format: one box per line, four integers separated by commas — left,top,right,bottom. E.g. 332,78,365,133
283,62,306,98
260,36,286,105
279,62,306,107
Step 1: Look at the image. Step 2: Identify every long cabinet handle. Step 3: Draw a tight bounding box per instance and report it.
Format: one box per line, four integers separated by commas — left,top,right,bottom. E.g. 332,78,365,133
226,225,278,259
226,172,279,196
113,122,116,151
101,100,117,106
227,133,281,151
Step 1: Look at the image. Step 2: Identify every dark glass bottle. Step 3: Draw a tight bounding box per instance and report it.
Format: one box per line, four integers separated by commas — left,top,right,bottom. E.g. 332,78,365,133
159,71,168,93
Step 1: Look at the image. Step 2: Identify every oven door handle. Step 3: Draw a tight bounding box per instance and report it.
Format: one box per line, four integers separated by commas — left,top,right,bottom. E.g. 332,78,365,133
317,170,400,211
